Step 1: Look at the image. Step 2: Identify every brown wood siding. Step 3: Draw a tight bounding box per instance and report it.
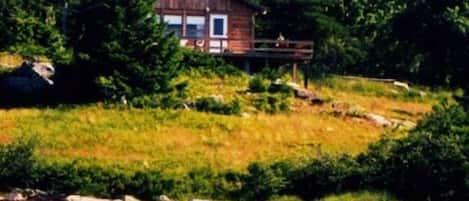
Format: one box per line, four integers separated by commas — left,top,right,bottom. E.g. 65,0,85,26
228,14,252,53
156,0,252,14
155,0,255,53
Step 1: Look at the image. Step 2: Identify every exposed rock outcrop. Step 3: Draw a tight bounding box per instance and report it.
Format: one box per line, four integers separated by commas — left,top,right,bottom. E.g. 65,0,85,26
0,62,55,96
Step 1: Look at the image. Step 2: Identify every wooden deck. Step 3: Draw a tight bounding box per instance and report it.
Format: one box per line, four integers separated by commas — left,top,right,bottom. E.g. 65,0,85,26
180,38,314,61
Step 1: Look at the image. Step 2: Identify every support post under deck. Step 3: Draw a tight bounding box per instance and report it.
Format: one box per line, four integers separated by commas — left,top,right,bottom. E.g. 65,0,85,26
244,61,251,74
292,62,298,82
303,62,309,89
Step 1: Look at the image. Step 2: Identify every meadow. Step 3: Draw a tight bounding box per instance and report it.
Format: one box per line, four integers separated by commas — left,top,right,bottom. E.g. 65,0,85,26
0,66,451,176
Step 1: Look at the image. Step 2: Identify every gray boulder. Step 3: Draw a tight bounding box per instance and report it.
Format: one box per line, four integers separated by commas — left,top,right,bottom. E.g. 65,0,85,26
294,88,325,105
157,195,171,201
0,62,55,95
366,113,392,127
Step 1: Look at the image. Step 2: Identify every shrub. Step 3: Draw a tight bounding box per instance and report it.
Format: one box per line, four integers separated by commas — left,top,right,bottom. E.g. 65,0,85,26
268,83,295,95
195,97,242,115
259,67,292,81
180,168,221,198
253,94,292,114
181,49,242,77
128,93,186,109
290,156,364,200
239,162,292,201
379,103,469,201
0,139,37,188
356,102,469,201
249,76,270,93
0,1,71,63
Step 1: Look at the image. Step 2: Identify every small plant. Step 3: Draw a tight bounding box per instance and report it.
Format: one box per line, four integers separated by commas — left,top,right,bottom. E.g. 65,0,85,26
259,67,292,81
195,97,242,115
181,49,242,77
268,83,295,95
254,94,292,114
249,76,270,93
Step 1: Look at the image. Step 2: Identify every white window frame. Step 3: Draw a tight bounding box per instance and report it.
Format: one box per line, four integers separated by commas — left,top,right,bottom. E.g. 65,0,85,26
187,16,205,25
210,14,228,38
186,16,206,38
163,15,182,24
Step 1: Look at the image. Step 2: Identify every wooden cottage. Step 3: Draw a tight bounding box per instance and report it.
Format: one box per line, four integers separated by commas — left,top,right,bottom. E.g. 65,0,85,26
155,0,314,84
155,0,265,54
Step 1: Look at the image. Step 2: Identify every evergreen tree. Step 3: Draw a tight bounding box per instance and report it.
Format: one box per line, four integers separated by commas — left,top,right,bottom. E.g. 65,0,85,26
66,0,183,106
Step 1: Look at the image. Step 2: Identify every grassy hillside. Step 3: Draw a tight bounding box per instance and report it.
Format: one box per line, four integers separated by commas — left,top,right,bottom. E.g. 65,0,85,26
0,65,451,175
319,191,399,201
263,191,399,201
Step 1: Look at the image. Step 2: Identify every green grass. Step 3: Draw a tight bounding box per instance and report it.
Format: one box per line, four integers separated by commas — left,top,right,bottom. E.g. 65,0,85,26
177,68,249,101
0,68,453,175
312,75,453,103
266,191,399,201
2,104,387,175
319,191,399,201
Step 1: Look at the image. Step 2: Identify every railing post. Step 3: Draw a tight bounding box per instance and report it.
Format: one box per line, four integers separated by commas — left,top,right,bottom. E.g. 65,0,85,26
219,39,223,53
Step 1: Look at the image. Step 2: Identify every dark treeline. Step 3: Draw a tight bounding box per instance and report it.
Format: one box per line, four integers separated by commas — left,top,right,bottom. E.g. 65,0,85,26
0,0,468,103
255,0,469,88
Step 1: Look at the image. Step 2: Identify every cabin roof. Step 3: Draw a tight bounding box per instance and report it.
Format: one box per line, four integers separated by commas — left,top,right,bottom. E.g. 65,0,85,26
239,0,266,13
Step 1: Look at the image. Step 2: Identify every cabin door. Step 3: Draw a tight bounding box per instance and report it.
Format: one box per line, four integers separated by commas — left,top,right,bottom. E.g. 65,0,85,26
209,14,228,53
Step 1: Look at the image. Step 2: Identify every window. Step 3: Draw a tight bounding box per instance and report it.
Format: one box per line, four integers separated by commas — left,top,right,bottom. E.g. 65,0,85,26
186,16,205,39
210,14,228,38
163,15,182,37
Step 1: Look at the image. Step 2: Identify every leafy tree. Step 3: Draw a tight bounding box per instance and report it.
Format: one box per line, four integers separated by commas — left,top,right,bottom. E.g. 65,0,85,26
388,0,469,85
0,0,71,63
257,0,370,74
256,0,468,87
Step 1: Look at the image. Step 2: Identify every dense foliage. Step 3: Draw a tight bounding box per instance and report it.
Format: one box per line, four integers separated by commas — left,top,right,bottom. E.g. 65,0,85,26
0,0,71,63
0,0,185,107
62,0,183,106
257,0,469,87
194,97,242,115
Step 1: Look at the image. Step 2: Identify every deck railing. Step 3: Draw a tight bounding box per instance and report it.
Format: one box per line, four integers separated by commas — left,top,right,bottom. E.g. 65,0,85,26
180,38,314,60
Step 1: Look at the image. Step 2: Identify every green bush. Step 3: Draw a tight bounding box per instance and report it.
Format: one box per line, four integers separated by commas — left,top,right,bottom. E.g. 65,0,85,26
239,162,292,201
254,94,292,114
0,139,37,188
181,49,242,77
290,156,364,200
0,1,71,63
30,163,177,200
268,83,295,95
361,103,469,201
259,67,292,81
0,140,176,200
195,97,242,115
128,93,186,109
249,77,270,93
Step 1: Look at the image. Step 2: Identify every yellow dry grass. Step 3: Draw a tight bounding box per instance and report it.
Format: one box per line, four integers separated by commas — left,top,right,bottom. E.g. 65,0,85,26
0,71,450,174
0,52,51,68
1,105,385,174
0,53,24,68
